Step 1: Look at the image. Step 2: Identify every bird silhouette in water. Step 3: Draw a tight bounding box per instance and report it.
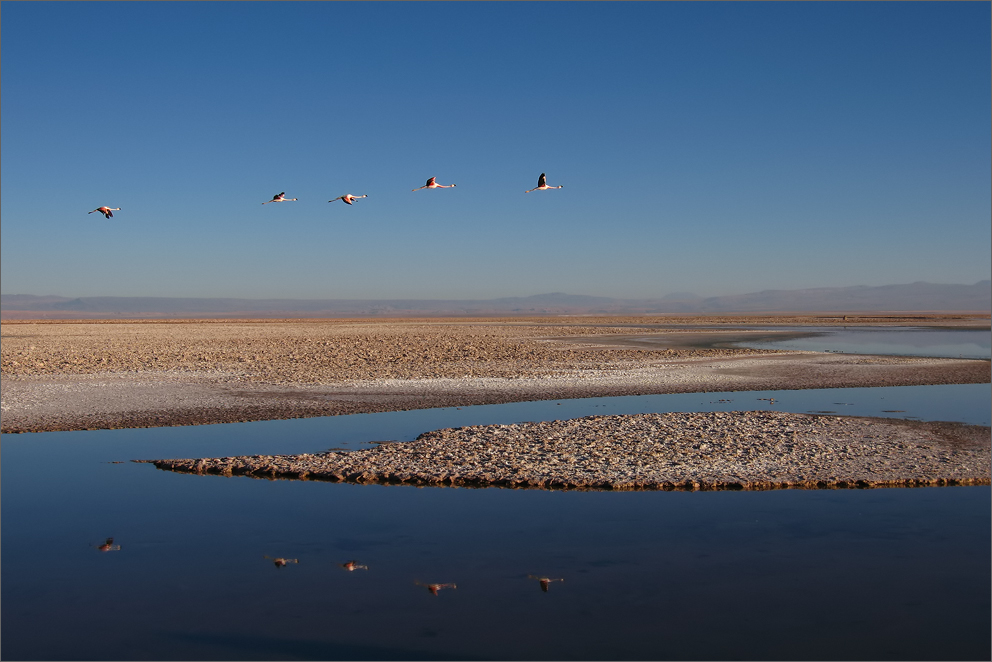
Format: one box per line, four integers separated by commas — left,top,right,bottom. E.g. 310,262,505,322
528,575,564,592
264,555,299,568
89,206,121,219
415,581,457,595
262,192,297,204
339,560,369,572
95,537,121,552
412,176,456,191
525,173,563,193
328,194,368,205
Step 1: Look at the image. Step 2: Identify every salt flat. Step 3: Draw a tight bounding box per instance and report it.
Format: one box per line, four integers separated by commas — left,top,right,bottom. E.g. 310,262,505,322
2,315,988,433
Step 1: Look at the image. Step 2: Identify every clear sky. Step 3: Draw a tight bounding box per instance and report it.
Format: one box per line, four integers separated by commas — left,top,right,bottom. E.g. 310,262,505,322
2,1,989,300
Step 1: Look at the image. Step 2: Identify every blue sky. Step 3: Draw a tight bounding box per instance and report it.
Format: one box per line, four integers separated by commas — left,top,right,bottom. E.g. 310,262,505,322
2,1,989,300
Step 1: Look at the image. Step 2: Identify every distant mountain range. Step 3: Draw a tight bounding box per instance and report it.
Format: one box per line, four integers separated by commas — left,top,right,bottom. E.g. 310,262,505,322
2,281,989,319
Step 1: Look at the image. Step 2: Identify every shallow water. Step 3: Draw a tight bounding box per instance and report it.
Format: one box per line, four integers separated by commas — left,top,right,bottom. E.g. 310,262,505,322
734,326,991,359
2,383,990,660
614,325,991,359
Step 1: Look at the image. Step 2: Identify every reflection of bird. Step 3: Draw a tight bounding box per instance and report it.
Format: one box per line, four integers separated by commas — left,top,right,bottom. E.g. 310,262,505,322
262,192,297,204
264,555,299,568
415,581,456,595
89,206,121,219
528,575,564,592
412,176,456,191
339,560,369,572
95,537,121,552
329,194,368,205
525,173,563,193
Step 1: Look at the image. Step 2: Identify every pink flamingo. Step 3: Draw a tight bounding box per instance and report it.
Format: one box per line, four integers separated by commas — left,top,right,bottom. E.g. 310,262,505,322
329,194,368,205
525,173,563,193
89,207,121,219
263,192,297,204
412,176,456,191
339,560,369,571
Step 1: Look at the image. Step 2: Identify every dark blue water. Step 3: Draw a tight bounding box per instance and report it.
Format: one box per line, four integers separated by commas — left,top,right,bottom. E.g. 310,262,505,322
2,383,990,660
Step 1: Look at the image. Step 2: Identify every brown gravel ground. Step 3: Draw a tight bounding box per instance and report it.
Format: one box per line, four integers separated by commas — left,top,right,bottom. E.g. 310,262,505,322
2,315,989,433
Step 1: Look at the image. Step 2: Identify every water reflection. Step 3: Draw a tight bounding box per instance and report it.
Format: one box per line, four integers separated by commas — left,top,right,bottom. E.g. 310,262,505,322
528,575,565,592
264,556,299,568
94,537,121,552
415,581,457,596
3,383,990,661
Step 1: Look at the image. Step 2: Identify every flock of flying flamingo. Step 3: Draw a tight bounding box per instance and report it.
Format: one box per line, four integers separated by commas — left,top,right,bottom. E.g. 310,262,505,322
86,175,566,594
88,173,563,218
95,537,562,594
87,173,567,594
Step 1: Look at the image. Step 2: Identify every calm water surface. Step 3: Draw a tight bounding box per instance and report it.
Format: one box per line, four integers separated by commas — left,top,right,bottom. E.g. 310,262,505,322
3,382,990,661
613,325,991,359
734,326,991,359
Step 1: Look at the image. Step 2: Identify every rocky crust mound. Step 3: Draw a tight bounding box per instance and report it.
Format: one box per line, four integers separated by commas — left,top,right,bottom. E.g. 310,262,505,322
141,411,990,491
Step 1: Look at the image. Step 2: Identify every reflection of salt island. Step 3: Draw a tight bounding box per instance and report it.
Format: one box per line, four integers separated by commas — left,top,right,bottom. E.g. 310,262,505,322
140,411,990,491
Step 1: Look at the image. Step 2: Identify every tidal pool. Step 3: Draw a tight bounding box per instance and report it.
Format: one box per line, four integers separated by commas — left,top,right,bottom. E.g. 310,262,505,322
2,383,990,660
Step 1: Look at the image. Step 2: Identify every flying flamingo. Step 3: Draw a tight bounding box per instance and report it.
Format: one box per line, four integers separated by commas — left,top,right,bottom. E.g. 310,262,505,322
525,173,563,193
412,176,456,191
528,575,564,592
329,194,368,205
415,581,457,595
89,207,121,219
263,192,297,204
264,556,299,568
339,560,369,572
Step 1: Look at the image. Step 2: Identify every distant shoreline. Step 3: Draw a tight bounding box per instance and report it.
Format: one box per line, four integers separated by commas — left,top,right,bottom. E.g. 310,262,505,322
2,312,989,324
2,310,990,322
3,281,990,320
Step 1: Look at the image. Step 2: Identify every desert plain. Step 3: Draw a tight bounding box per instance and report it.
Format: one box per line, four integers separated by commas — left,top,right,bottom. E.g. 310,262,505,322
3,314,989,489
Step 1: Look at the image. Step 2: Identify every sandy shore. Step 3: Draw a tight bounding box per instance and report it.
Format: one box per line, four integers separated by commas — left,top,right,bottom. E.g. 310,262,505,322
2,315,989,433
